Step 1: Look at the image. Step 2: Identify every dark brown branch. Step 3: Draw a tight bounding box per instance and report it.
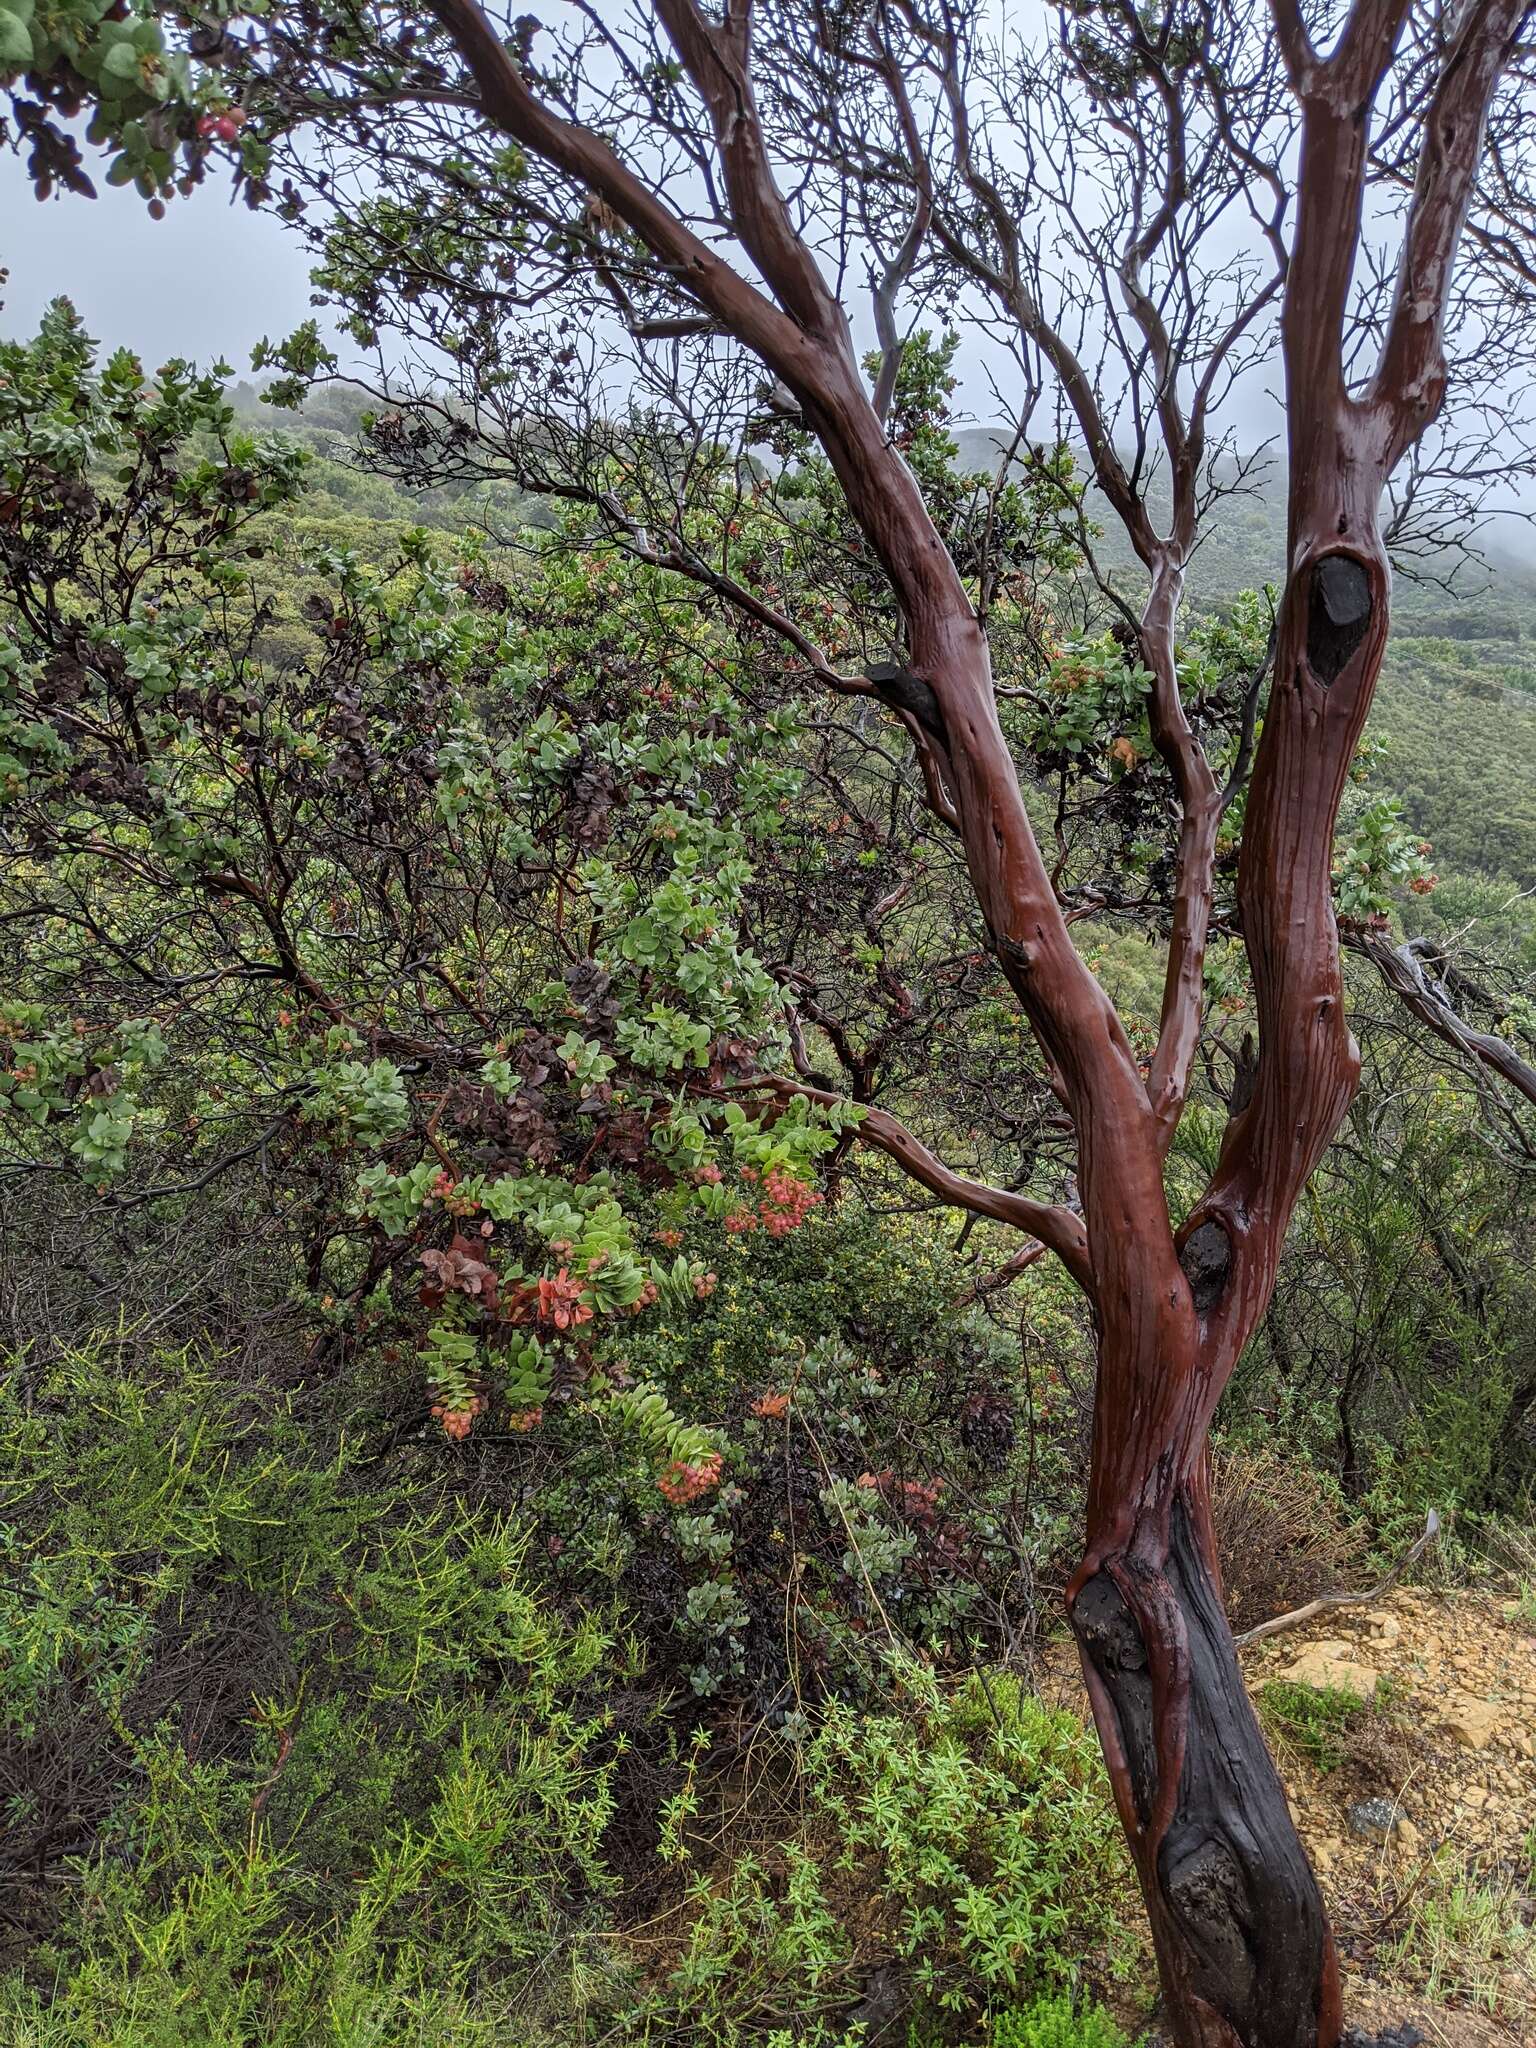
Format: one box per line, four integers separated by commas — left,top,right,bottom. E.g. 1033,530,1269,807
424,0,810,380
747,1075,1094,1292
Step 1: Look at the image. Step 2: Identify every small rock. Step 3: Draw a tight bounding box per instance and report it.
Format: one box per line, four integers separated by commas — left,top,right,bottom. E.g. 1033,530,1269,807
1347,1797,1401,1842
842,1961,905,2039
1360,1609,1402,1642
1441,1695,1503,1750
1279,1644,1381,1700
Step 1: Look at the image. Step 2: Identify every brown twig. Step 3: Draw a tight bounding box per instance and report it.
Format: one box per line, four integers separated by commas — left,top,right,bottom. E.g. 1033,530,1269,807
1233,1510,1443,1647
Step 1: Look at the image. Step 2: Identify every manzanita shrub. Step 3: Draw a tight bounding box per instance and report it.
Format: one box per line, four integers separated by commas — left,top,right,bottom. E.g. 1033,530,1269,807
0,314,1133,1728
0,314,1439,1699
0,305,853,1507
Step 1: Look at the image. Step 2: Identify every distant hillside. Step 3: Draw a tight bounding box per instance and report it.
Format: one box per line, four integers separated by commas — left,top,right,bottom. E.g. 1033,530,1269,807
226,378,547,535
243,391,1536,911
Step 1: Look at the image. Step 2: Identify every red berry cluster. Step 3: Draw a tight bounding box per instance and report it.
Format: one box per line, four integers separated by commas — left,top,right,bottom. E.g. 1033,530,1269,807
657,1450,724,1505
759,1166,821,1235
197,109,245,143
431,1391,488,1441
507,1405,543,1434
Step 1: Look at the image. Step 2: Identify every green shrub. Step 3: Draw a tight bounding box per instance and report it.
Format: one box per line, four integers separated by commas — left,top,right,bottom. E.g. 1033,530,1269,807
806,1671,1137,2013
991,1992,1133,2047
0,1336,627,2045
2,1331,1143,2046
1257,1680,1369,1772
626,1664,1139,2040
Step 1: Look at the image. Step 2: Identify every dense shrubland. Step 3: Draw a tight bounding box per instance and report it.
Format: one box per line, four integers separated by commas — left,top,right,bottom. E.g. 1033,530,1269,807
3,311,1535,2043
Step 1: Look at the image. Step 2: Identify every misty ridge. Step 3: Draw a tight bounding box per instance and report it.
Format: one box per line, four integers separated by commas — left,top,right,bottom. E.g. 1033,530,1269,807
223,374,1536,643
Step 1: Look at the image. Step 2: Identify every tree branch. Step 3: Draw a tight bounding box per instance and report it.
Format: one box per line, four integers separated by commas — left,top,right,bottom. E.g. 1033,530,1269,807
751,1074,1093,1292
1351,928,1536,1108
424,0,810,380
1233,1509,1441,1646
1369,0,1535,469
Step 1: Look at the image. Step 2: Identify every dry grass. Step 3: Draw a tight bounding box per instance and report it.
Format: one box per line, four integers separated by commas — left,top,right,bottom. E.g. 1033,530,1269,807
1211,1441,1371,1633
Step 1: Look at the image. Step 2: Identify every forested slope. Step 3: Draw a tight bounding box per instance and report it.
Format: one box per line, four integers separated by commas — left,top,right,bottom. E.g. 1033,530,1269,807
952,424,1536,926
269,391,1536,912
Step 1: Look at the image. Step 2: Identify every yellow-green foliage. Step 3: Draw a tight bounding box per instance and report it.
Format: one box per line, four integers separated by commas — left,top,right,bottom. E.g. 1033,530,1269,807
0,1337,626,2046
1,1336,1143,2048
627,1666,1139,2041
1384,1850,1534,2013
990,1995,1134,2048
1257,1680,1370,1773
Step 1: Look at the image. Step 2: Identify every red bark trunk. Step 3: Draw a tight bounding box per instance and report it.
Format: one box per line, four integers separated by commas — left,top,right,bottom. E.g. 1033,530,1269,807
925,600,1359,2048
1064,538,1393,2048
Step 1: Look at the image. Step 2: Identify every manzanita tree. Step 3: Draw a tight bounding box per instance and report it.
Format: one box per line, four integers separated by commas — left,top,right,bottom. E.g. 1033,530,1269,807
8,2,1536,2043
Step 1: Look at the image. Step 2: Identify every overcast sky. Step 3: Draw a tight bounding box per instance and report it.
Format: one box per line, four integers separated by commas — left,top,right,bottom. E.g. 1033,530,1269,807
3,136,1530,560
2,154,318,369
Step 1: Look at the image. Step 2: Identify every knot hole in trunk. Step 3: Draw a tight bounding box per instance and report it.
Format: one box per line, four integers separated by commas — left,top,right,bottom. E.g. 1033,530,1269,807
1306,554,1373,686
1180,1218,1232,1316
867,660,945,742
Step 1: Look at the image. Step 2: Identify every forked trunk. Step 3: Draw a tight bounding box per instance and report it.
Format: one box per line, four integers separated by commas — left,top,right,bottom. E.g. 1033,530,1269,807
1067,497,1394,2047
1069,1436,1342,2048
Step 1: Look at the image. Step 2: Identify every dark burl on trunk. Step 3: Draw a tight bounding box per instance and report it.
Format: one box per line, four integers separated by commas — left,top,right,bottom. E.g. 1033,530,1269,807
1073,1503,1340,2048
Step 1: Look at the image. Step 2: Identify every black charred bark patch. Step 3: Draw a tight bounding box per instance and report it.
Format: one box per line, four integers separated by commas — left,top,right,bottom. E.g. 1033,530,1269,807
1072,1569,1159,1825
1161,1500,1335,2047
1071,1503,1336,2048
867,660,946,742
1306,555,1373,686
1179,1219,1232,1316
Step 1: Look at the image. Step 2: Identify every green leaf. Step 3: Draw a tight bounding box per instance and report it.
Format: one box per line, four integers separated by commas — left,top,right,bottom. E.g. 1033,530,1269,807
0,11,34,67
100,39,141,81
